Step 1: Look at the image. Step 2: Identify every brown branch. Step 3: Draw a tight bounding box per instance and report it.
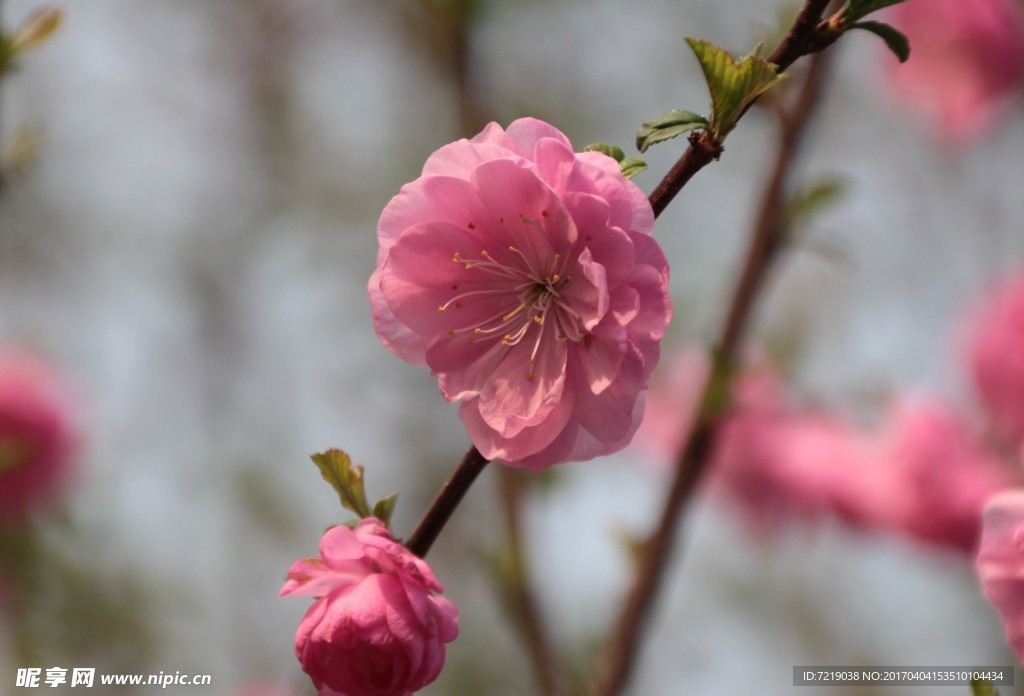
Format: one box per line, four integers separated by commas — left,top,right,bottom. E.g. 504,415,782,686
647,0,840,219
406,446,490,557
596,46,835,696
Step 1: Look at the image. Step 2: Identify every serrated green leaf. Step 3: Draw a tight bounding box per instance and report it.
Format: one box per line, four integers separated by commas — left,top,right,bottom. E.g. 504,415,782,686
849,20,910,62
584,143,626,162
841,0,907,24
372,493,399,527
619,157,648,179
684,38,787,139
311,449,372,518
970,677,1000,696
635,109,708,153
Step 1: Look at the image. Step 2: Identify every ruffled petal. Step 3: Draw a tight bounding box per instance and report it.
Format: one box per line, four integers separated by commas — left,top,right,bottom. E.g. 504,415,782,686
377,176,491,264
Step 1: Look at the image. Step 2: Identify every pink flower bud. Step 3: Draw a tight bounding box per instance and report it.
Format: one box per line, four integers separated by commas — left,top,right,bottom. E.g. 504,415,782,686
369,118,672,469
885,0,1024,141
280,518,458,696
968,274,1024,445
0,349,77,525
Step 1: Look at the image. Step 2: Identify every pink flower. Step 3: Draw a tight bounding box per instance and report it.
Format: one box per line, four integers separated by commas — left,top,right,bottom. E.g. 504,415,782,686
872,398,1015,552
968,274,1024,445
280,518,458,696
711,373,886,531
0,348,77,526
885,0,1024,141
369,118,671,470
977,489,1024,661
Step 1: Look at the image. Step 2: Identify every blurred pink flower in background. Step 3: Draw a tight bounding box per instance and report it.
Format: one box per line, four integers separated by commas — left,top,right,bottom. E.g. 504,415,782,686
0,348,77,526
370,117,671,470
872,398,1014,552
709,369,888,532
639,347,1017,552
885,0,1024,141
977,488,1024,662
968,274,1024,445
280,518,458,696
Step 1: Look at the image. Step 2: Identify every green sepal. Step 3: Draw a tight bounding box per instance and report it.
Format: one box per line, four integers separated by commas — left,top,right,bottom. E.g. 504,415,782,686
584,142,626,162
618,157,648,179
684,38,787,139
635,109,709,153
839,0,907,24
970,678,1000,696
848,20,910,62
372,492,399,527
310,449,372,518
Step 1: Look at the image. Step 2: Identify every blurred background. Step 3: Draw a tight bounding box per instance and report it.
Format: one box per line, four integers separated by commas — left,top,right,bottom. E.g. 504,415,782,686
1,0,1023,694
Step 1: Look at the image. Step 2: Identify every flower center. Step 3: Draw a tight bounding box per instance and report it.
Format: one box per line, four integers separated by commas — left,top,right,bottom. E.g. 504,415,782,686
437,218,586,379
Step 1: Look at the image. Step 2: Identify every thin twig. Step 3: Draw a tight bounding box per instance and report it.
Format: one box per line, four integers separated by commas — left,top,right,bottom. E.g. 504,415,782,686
647,0,839,219
406,446,490,558
596,45,835,696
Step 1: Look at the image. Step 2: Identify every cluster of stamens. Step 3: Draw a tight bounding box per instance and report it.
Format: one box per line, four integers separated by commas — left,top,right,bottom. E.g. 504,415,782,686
437,215,585,378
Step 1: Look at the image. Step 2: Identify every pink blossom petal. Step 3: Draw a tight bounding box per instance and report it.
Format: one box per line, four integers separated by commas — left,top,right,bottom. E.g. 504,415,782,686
369,270,429,366
575,320,627,396
561,247,609,332
574,151,654,234
978,490,1024,661
378,176,491,263
461,381,576,463
503,117,574,158
470,159,577,251
572,343,645,440
475,328,568,436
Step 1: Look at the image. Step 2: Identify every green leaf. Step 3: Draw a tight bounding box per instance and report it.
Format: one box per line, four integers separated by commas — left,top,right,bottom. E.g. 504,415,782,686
372,493,399,527
849,20,910,62
584,143,626,162
619,157,648,179
697,347,734,424
970,677,1000,696
635,109,709,153
684,38,787,139
311,449,372,518
840,0,907,24
785,176,846,230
